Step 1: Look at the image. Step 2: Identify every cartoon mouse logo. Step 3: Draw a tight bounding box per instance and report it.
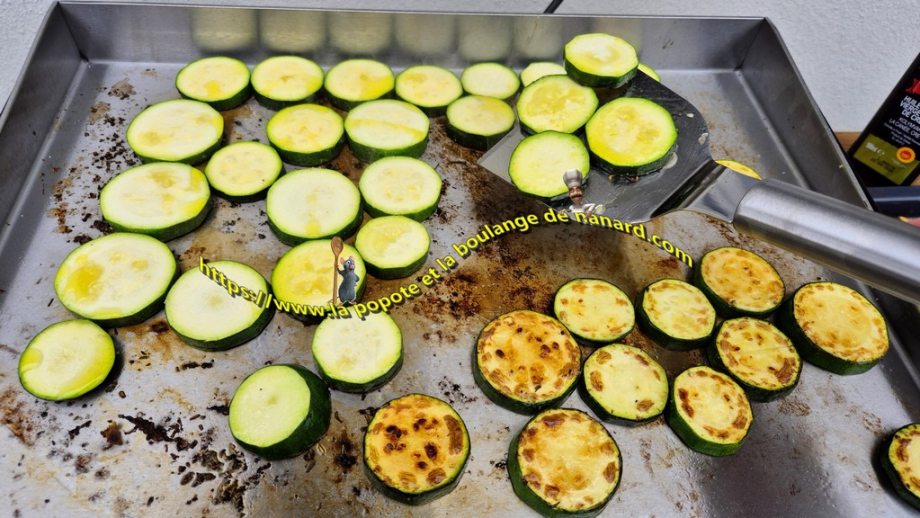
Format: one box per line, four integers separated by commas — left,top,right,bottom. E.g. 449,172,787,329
337,255,360,305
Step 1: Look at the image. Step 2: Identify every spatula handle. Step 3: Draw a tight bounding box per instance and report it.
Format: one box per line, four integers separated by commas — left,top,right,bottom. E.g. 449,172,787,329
733,179,920,305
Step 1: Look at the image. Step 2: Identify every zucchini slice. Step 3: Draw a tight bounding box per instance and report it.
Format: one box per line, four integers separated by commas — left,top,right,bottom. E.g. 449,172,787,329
509,131,590,202
18,320,115,401
228,364,331,460
460,62,521,101
586,97,677,176
881,423,920,511
265,168,362,245
636,279,716,351
516,75,598,135
508,408,621,518
251,55,324,110
203,141,283,202
717,159,763,180
175,56,251,111
99,162,212,241
345,99,429,163
707,317,801,402
637,63,661,82
580,344,668,425
395,65,463,117
553,278,634,346
445,95,516,151
271,239,366,323
777,282,889,375
312,309,402,392
54,233,178,328
564,33,638,88
358,156,442,221
355,216,430,279
666,366,753,457
126,99,223,165
473,310,581,414
266,103,344,167
520,62,566,87
364,394,470,505
694,247,785,318
165,261,273,351
324,59,395,111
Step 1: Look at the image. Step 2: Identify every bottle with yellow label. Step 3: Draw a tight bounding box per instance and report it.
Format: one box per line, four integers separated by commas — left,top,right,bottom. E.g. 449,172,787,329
849,52,920,187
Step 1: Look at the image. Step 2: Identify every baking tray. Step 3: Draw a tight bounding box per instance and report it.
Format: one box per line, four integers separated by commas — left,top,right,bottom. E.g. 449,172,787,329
1,3,919,517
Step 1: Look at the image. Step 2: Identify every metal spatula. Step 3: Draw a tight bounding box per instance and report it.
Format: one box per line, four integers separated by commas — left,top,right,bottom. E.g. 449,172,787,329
478,72,920,305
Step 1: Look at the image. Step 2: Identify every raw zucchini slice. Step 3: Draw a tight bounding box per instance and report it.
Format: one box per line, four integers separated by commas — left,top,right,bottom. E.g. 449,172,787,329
165,260,273,351
266,168,362,245
637,63,660,82
324,59,395,111
18,320,115,401
228,364,331,460
581,344,668,425
694,247,784,318
516,75,598,135
881,423,920,511
564,33,638,88
520,62,566,87
54,233,178,328
266,103,344,167
473,310,581,414
636,279,716,351
508,408,621,518
355,216,430,279
708,318,801,402
586,97,677,176
312,310,402,392
553,278,634,346
717,159,763,180
445,95,516,151
666,366,753,457
251,55,324,110
358,156,442,221
509,131,590,202
204,141,283,202
777,282,889,375
126,99,223,165
271,239,366,323
175,56,251,111
345,99,429,163
99,162,212,241
364,394,470,505
460,62,520,101
395,65,463,117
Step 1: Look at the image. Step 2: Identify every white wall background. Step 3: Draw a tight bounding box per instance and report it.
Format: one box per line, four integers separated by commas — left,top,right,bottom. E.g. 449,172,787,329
2,0,918,131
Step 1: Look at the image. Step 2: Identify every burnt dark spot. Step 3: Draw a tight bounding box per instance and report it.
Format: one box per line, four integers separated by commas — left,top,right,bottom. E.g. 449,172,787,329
150,321,169,334
334,431,358,473
101,422,124,449
207,404,230,416
74,454,92,474
68,420,92,440
425,443,438,460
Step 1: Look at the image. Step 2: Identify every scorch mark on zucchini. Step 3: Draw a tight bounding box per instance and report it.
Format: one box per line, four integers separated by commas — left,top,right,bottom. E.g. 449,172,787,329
364,394,470,505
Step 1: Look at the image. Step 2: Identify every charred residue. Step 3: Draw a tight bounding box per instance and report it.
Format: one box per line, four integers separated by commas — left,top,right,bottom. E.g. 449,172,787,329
177,360,214,372
0,388,36,446
438,378,478,406
332,429,358,473
101,422,124,449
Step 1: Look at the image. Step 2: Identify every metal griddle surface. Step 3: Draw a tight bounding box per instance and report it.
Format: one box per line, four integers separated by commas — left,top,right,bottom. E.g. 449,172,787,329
1,5,919,517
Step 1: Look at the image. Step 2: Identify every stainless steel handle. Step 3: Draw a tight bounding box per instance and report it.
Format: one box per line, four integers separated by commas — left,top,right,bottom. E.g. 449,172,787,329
733,179,920,305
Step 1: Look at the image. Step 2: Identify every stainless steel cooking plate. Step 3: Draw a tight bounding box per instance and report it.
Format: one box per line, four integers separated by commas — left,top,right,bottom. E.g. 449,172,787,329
0,4,918,517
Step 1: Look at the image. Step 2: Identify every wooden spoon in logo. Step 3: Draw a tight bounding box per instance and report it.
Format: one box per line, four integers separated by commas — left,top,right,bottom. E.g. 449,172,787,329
331,236,344,307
